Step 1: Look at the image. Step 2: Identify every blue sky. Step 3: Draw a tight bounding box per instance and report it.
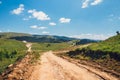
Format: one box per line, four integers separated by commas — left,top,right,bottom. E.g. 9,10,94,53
0,0,120,40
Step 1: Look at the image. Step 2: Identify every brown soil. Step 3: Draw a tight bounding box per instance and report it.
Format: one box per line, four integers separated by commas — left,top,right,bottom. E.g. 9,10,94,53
1,53,34,80
29,51,119,80
1,45,119,80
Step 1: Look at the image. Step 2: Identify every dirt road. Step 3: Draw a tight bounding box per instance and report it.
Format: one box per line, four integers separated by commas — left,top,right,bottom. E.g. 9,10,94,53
29,51,118,80
26,43,32,52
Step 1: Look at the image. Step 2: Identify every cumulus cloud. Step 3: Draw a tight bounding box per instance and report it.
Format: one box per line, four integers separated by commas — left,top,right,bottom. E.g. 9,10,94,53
59,18,71,23
42,31,49,34
38,27,47,30
28,9,50,21
30,25,38,29
11,4,24,15
30,25,47,30
49,22,56,26
81,0,90,8
91,0,103,5
70,34,113,40
81,0,103,8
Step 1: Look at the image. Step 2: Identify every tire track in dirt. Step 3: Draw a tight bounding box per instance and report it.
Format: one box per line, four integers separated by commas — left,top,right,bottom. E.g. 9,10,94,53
29,51,118,80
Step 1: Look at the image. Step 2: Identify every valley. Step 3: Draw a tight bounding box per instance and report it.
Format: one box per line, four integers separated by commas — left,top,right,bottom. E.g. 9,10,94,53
0,32,120,80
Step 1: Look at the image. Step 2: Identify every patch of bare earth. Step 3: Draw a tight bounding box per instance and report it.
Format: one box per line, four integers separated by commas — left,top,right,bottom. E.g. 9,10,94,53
29,51,119,80
1,53,35,80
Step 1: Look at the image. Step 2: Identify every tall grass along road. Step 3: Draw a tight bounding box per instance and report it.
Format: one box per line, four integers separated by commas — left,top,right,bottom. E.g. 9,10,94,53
29,51,118,80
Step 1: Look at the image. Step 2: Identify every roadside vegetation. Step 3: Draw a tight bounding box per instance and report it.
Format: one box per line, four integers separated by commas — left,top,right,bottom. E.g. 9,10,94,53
0,39,27,74
59,35,120,74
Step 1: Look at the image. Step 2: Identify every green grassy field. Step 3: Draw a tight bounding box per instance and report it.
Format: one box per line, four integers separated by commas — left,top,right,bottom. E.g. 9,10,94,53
32,42,72,52
27,42,72,64
0,39,27,74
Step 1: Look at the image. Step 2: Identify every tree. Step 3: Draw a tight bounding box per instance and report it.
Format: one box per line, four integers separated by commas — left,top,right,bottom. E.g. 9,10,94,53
116,31,120,35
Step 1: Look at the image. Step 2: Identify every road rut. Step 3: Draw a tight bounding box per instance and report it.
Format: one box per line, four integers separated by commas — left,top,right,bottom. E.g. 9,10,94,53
29,51,119,80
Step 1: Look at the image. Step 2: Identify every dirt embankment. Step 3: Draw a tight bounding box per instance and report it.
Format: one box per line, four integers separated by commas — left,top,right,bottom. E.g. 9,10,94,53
0,43,34,80
1,54,34,80
29,51,119,80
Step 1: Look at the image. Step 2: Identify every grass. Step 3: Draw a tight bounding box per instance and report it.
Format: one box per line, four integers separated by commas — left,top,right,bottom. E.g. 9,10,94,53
0,39,27,74
32,42,72,52
87,35,120,53
0,40,72,73
0,32,31,39
60,35,120,73
25,42,72,64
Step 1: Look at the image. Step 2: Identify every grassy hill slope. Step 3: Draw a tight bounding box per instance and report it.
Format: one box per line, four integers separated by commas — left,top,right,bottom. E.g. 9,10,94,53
88,35,120,53
0,39,27,74
62,34,120,73
0,32,31,39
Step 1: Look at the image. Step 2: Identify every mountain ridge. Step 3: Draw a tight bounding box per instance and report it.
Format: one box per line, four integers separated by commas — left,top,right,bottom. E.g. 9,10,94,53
0,32,98,44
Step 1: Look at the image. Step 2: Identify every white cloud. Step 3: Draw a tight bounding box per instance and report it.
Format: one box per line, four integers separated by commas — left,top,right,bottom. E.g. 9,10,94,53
0,1,2,4
23,16,32,20
38,27,47,30
28,9,50,21
49,22,56,26
91,0,103,5
30,25,38,29
11,4,24,15
70,34,113,40
81,0,103,8
0,30,2,32
29,32,38,35
59,18,71,23
42,31,49,34
81,0,90,8
30,25,47,30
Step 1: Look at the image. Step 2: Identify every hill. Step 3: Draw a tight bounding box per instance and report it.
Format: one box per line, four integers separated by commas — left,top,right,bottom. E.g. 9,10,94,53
87,34,120,53
61,34,120,74
10,35,77,43
0,32,31,38
0,32,98,44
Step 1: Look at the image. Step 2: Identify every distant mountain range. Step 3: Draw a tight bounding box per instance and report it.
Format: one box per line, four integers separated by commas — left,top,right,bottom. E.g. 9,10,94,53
0,32,98,44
